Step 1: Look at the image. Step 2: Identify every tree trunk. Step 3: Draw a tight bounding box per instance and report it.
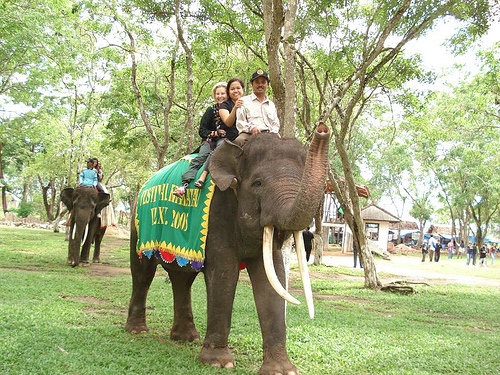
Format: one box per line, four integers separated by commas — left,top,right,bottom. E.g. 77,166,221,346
262,0,285,128
281,0,298,138
334,139,381,289
53,207,68,233
22,182,29,203
313,206,323,265
0,142,7,214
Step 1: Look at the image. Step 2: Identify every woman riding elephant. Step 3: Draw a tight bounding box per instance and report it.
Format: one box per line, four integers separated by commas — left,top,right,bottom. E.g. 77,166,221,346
126,124,330,374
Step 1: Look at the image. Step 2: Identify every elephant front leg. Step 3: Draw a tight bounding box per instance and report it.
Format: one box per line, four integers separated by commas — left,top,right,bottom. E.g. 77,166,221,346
167,268,200,342
67,223,81,267
246,257,299,375
80,218,98,264
198,260,239,369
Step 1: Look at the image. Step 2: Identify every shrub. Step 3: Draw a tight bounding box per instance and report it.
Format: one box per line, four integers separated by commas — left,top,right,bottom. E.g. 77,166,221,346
16,202,35,218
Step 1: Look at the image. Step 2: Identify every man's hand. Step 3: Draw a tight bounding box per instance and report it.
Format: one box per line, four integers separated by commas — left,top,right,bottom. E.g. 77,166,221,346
251,127,261,135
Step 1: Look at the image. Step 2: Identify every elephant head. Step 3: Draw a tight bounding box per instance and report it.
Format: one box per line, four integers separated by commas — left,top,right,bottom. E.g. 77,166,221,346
210,123,330,317
61,186,110,267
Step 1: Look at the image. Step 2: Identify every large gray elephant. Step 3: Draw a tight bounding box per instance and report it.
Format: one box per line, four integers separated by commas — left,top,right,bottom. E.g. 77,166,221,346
61,186,111,267
125,124,330,374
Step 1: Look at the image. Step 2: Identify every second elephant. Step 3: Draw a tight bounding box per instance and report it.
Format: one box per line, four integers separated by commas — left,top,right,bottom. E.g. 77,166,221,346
61,186,110,267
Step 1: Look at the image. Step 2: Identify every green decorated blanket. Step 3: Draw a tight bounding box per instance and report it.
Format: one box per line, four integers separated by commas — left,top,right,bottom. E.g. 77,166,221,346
135,154,215,271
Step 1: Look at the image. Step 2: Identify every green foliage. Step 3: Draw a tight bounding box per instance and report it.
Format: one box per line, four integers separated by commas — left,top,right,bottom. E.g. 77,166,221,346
15,201,35,218
1,0,498,234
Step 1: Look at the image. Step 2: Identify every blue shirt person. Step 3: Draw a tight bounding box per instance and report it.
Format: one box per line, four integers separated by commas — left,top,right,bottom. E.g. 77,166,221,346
79,158,98,187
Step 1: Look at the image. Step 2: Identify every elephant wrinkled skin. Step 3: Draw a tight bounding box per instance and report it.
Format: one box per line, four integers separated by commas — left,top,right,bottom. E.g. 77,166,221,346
125,124,330,375
61,186,111,267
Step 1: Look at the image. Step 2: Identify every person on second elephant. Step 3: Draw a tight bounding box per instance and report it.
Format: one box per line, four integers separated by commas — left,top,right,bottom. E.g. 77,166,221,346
79,158,98,188
234,69,280,147
92,158,107,193
173,82,227,197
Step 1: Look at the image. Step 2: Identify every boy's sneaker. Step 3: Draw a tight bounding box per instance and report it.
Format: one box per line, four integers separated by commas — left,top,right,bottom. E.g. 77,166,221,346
173,183,188,198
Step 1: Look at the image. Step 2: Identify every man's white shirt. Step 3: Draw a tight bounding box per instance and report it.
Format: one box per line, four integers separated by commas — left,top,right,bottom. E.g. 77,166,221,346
236,93,280,134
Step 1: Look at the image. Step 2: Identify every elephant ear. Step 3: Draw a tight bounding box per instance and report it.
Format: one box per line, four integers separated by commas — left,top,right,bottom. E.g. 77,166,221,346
96,193,111,214
61,188,74,211
209,139,243,191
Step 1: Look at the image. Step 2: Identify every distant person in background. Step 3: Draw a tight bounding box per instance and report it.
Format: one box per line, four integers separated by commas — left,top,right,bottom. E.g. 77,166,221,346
457,240,465,259
489,244,497,265
302,227,314,262
353,240,363,269
447,240,454,259
421,241,428,262
434,240,441,262
466,243,474,265
472,243,478,265
428,235,437,262
479,244,487,267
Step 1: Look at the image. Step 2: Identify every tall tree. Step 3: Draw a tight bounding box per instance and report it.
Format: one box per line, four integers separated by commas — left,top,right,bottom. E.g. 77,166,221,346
296,0,491,288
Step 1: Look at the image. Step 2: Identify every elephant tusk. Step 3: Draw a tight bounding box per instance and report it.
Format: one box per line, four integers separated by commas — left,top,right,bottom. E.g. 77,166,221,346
72,225,76,240
263,226,301,306
294,231,315,319
82,224,89,244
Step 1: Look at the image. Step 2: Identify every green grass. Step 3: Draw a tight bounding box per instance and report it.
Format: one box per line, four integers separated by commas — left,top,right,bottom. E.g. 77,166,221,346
1,226,499,374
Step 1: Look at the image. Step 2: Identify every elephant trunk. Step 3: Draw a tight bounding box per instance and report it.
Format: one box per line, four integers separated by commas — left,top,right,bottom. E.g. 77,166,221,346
262,124,329,318
279,123,330,230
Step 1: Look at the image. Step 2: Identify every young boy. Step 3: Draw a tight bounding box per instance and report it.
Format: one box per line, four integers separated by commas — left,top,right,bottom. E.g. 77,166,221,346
79,158,98,188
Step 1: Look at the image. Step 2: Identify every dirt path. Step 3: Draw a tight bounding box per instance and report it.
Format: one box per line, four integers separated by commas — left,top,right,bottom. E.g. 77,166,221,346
318,253,500,287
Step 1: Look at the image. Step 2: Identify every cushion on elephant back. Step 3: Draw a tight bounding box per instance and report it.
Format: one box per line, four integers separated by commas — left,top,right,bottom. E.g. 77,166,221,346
135,154,215,271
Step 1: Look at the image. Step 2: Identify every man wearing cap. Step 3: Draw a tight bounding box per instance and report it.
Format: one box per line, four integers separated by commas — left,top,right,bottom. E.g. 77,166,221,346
234,69,280,146
79,158,98,188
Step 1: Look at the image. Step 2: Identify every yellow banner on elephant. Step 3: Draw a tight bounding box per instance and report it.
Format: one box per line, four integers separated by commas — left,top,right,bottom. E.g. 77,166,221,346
135,154,214,271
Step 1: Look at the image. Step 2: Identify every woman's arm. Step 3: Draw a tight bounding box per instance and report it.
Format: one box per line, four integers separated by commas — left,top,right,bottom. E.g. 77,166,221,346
220,99,243,127
198,106,216,139
219,108,235,127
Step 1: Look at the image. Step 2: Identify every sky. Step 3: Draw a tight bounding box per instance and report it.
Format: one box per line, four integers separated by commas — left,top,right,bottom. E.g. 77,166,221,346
405,18,500,88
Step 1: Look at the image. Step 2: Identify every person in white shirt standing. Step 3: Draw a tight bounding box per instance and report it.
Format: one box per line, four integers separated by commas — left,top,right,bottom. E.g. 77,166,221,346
234,69,280,146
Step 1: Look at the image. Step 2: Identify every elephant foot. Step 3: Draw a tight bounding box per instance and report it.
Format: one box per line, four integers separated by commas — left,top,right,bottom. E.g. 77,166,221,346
92,258,101,263
67,259,78,267
198,345,235,369
259,351,299,375
170,324,200,342
125,320,149,334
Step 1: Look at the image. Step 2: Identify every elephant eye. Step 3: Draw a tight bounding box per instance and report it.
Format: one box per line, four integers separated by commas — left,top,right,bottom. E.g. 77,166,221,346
251,179,262,187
